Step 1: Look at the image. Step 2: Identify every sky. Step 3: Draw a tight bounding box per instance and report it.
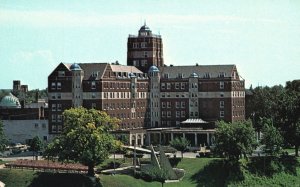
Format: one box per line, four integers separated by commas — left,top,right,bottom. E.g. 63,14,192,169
0,0,299,90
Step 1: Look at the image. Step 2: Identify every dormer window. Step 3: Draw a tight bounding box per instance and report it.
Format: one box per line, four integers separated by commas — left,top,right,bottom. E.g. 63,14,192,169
163,74,169,79
204,73,210,78
178,73,184,78
219,72,225,78
92,72,98,77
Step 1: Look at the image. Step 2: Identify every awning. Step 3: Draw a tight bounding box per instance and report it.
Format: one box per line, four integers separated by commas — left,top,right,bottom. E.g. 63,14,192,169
181,118,208,124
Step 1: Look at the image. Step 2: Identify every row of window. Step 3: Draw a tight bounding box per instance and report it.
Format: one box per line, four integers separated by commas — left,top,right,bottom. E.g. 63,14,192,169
162,101,186,109
160,82,224,90
103,92,147,99
103,82,148,89
52,104,62,111
51,82,62,90
34,123,47,129
133,60,147,67
51,125,62,133
51,114,63,122
103,101,147,110
161,72,221,79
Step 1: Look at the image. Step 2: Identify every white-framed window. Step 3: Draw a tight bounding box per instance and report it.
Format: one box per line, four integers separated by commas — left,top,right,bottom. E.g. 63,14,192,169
176,111,180,118
34,123,39,128
220,111,224,118
167,83,171,89
91,81,96,89
161,83,165,90
176,102,180,108
220,81,224,89
57,93,61,99
167,111,171,118
162,102,166,108
92,103,96,109
57,125,62,132
181,83,185,89
51,114,56,122
57,82,61,90
141,42,147,48
175,83,179,89
144,51,148,57
195,112,198,117
162,111,166,117
167,102,171,108
52,104,56,111
220,101,224,108
190,112,194,117
181,111,185,118
51,82,56,90
181,101,185,108
57,115,62,122
51,125,57,132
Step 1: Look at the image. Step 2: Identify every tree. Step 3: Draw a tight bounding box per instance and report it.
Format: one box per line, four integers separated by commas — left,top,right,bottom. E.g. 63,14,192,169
280,80,300,156
0,120,7,152
214,120,257,162
29,136,42,160
170,137,190,159
260,119,283,156
44,107,120,176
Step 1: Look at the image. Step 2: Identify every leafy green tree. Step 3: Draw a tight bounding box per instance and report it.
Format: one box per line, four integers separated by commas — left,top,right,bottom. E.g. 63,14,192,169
170,137,190,159
29,136,43,160
260,119,283,156
280,80,300,156
0,120,7,152
44,107,120,176
214,120,257,161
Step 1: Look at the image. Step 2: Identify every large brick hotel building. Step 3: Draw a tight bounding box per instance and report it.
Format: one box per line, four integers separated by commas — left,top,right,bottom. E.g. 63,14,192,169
48,24,245,147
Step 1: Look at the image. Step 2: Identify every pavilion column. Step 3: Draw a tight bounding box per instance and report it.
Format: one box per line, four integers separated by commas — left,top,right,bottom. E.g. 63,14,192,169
159,133,161,144
129,134,132,146
171,133,174,141
135,133,138,146
141,133,144,146
148,133,151,145
206,133,209,146
195,133,198,147
183,133,185,138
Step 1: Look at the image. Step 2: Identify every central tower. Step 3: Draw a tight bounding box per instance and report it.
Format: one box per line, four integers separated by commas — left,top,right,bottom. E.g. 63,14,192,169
127,24,164,73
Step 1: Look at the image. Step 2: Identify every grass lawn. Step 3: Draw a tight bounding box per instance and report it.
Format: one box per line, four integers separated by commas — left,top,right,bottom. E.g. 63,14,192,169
0,169,101,187
1,157,300,187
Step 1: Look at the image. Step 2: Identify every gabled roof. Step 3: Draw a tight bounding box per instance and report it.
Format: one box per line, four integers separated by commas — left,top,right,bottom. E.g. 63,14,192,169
78,63,108,80
110,64,143,74
159,65,236,79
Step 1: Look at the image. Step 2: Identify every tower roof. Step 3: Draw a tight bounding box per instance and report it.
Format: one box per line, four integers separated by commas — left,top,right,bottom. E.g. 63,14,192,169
70,63,82,71
138,23,152,36
0,93,21,108
148,65,160,73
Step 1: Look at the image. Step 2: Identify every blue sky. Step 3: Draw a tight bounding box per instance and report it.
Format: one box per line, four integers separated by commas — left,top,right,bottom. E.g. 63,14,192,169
0,0,299,89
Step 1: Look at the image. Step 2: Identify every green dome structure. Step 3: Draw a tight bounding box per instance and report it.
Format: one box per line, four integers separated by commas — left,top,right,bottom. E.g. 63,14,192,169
0,93,21,108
